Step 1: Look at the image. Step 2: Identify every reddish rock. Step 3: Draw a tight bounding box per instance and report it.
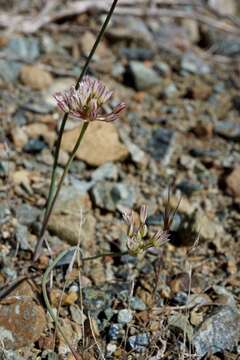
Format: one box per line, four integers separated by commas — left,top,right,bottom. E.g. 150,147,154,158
0,281,46,349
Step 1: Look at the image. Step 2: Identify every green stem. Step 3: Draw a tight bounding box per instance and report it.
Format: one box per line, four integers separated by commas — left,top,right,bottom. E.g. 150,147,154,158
45,113,68,215
42,247,127,359
34,122,89,261
75,0,119,90
34,0,119,261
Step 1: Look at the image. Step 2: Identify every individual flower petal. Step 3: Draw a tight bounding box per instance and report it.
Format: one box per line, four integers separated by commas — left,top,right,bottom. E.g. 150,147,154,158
152,230,170,247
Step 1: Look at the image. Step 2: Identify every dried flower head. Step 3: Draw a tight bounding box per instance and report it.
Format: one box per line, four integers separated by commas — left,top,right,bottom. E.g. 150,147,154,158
122,205,170,256
53,76,126,122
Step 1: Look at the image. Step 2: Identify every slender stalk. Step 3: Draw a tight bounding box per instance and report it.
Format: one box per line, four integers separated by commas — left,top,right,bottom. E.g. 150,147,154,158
45,113,68,214
34,0,119,260
34,122,89,261
75,0,118,89
42,247,127,359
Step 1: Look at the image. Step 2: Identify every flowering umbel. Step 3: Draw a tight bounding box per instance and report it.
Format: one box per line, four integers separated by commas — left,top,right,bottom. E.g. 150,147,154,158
53,76,126,122
122,205,170,256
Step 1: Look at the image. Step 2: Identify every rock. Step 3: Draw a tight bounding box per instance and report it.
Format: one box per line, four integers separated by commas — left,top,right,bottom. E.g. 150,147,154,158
169,313,193,342
128,333,149,352
177,180,203,196
214,121,240,140
208,0,237,15
11,127,28,150
225,166,240,197
125,61,160,90
7,36,40,61
61,122,128,166
15,224,30,250
192,120,213,138
0,281,46,349
120,47,154,61
20,65,53,90
69,305,87,325
193,306,240,357
0,349,24,360
117,309,133,324
163,82,178,98
91,181,136,211
129,297,146,311
57,318,81,358
154,61,171,77
23,138,47,154
108,323,123,340
48,187,96,252
147,128,176,164
0,60,21,82
92,162,118,182
15,203,40,225
0,204,11,225
181,52,211,75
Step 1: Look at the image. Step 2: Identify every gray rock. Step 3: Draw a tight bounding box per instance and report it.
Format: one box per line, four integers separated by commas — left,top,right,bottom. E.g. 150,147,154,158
0,60,21,82
193,306,240,357
92,162,118,182
0,349,24,360
169,313,193,342
126,61,160,91
177,180,203,196
69,305,87,325
130,297,146,311
15,224,30,250
7,36,40,61
0,204,11,225
91,182,136,211
117,309,133,324
16,204,40,225
120,47,154,61
181,52,211,75
163,83,178,98
23,138,47,154
128,333,149,352
147,128,176,165
108,323,123,340
21,99,53,114
214,121,240,140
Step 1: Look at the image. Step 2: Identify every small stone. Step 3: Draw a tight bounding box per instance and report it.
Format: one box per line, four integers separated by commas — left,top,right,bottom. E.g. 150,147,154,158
106,343,117,355
214,121,240,140
15,224,30,250
177,180,203,196
23,138,47,154
11,127,28,150
0,60,21,82
20,65,53,90
0,349,24,360
129,297,146,311
128,333,149,352
208,0,237,15
91,181,136,211
0,281,46,349
62,122,128,166
7,36,40,61
147,128,176,164
117,309,133,324
48,188,96,252
193,120,213,138
108,323,123,340
225,166,240,197
181,52,210,75
92,162,118,182
193,306,240,357
16,203,40,225
69,305,87,325
120,47,154,61
63,292,78,305
169,313,193,342
125,61,160,90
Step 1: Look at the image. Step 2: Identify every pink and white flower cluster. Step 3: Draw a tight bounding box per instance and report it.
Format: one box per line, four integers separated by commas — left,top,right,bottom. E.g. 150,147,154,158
53,76,125,122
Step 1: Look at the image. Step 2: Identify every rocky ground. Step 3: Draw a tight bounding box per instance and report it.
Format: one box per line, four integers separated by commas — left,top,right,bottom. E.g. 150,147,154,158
0,0,240,359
